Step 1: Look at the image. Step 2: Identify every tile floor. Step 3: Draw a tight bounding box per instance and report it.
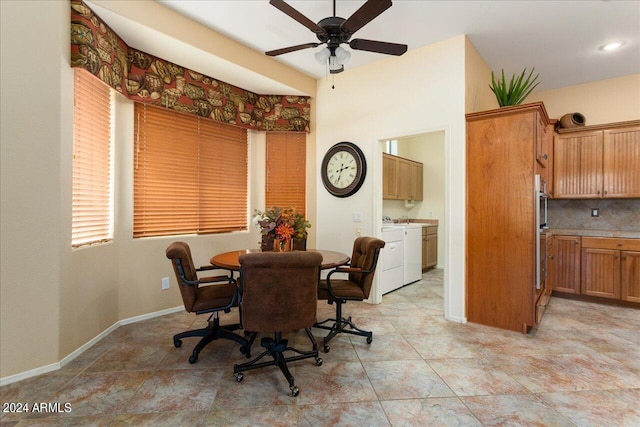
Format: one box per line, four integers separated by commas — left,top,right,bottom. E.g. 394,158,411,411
1,268,639,426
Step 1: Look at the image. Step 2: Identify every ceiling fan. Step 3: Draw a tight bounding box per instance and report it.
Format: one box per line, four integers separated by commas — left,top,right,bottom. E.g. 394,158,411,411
266,0,407,74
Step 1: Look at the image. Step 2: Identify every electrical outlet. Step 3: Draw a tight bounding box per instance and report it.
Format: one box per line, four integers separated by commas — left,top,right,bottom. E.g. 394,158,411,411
591,208,599,217
161,277,170,290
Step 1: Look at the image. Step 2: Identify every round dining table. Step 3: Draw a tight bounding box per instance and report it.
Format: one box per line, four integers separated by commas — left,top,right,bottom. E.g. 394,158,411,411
210,249,350,271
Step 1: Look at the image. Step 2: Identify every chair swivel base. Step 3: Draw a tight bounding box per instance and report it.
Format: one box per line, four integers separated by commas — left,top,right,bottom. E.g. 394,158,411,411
314,316,373,352
233,328,322,397
173,317,252,364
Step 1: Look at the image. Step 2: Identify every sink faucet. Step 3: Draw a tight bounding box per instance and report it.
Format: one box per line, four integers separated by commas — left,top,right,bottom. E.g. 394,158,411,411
398,215,410,224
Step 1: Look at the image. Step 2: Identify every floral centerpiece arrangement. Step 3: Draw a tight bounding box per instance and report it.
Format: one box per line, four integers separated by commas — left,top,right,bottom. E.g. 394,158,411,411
254,207,311,251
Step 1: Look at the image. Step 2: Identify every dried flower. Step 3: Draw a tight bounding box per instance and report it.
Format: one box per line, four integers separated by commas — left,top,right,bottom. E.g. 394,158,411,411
275,223,295,241
253,207,310,240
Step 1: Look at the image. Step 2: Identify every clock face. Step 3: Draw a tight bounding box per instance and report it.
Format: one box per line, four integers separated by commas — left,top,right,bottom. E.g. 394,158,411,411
326,151,357,189
321,142,367,197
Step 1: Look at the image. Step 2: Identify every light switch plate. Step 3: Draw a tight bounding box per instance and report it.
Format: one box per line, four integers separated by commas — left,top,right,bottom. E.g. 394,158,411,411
161,277,170,290
352,212,362,222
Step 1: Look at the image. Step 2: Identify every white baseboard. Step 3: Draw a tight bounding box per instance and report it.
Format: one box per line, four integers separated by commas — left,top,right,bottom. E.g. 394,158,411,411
0,305,184,386
445,314,467,323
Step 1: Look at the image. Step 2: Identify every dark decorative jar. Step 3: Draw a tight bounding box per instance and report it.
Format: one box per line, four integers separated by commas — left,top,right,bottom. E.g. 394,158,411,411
559,113,585,128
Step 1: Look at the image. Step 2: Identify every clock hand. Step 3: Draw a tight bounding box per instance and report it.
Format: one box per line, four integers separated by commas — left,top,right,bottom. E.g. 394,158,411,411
335,163,347,185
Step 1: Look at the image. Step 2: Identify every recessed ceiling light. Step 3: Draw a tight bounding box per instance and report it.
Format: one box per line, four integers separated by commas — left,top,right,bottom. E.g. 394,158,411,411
600,41,625,51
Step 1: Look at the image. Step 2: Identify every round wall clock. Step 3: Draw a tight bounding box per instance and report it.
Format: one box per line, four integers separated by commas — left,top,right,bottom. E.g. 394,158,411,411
321,141,367,198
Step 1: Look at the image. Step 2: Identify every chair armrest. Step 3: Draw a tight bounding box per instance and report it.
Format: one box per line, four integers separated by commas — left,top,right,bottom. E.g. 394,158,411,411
197,265,216,271
333,267,361,274
199,275,235,285
324,264,358,299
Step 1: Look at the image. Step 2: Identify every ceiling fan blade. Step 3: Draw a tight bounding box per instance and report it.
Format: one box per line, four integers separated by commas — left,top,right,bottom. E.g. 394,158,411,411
349,38,407,56
266,42,320,56
269,0,324,34
341,0,392,34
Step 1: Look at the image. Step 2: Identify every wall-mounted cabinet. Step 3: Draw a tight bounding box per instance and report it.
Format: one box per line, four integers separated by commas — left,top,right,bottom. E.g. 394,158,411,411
382,153,423,200
554,122,640,199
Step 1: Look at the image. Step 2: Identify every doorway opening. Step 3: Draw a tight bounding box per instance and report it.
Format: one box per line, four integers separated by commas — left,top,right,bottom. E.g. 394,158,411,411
378,130,446,315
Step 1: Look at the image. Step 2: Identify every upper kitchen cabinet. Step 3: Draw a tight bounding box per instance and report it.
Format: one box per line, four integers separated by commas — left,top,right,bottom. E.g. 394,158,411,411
604,126,640,198
382,153,423,201
554,121,640,199
466,102,551,333
382,153,399,199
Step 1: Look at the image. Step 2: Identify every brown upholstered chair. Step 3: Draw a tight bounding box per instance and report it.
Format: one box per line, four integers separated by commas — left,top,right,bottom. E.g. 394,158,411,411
166,242,251,364
233,251,323,397
314,236,385,352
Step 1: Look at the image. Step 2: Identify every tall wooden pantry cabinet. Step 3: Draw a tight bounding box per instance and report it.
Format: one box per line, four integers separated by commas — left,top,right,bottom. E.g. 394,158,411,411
466,102,552,333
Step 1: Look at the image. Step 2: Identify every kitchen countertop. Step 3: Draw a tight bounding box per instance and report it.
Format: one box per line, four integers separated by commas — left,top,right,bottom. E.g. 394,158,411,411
548,229,640,239
388,219,439,226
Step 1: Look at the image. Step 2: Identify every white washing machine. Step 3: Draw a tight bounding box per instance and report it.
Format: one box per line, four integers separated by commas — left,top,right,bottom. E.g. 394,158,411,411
380,227,404,294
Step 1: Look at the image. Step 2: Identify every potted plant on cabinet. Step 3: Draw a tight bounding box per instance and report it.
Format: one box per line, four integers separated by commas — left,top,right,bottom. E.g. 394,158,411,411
489,67,540,107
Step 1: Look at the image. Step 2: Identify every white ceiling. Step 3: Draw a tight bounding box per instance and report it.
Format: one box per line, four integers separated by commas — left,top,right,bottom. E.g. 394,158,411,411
91,0,639,95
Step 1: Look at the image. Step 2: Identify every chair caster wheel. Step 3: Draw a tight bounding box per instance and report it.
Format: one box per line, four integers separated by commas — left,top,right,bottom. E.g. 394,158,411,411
188,355,198,364
315,357,323,366
174,339,182,348
235,373,243,382
290,386,299,397
323,345,330,353
366,336,373,344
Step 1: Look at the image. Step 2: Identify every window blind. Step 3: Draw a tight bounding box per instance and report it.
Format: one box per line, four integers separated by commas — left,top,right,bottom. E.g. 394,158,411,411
72,68,113,247
265,132,306,216
133,103,248,237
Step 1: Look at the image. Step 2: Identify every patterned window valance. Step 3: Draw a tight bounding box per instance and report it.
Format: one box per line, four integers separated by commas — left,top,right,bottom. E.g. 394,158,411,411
70,0,310,132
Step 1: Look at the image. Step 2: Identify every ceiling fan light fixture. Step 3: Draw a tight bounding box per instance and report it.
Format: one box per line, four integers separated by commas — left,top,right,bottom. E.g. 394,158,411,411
328,55,344,73
314,47,331,64
334,46,351,65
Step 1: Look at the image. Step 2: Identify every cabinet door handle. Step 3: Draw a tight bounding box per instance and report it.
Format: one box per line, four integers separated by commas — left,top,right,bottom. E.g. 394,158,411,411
604,190,608,195
622,256,627,261
596,190,600,195
543,153,548,160
614,255,618,260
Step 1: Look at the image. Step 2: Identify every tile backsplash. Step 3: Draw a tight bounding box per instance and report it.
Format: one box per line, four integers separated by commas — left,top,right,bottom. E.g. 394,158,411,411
548,199,640,231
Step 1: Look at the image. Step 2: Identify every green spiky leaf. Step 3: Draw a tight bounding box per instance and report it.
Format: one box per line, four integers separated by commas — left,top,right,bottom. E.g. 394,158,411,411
489,67,540,107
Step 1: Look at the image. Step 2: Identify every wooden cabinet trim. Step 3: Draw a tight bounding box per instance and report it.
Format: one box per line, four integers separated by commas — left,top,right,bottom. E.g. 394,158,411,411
582,237,640,251
556,119,640,134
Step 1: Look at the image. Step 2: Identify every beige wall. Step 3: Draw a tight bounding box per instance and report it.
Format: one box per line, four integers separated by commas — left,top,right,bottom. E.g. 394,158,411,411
0,0,316,380
1,0,67,380
464,37,498,113
528,74,640,125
